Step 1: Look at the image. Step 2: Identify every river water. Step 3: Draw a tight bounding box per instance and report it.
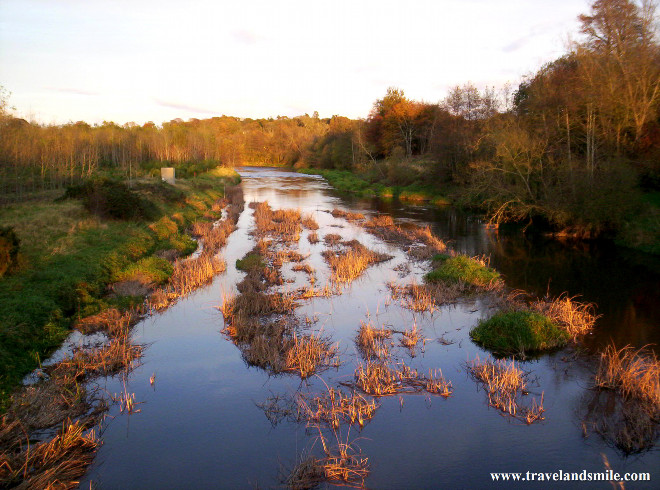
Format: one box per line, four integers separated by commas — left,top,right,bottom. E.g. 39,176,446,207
80,167,659,488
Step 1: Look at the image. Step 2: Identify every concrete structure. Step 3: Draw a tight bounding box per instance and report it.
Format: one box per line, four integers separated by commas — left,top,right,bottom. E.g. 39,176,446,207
161,167,175,185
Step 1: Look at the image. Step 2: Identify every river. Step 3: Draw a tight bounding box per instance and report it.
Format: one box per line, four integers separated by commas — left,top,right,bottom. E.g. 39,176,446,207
80,167,659,488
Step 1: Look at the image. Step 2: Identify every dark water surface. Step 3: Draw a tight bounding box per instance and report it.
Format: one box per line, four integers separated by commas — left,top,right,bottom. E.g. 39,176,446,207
80,167,659,489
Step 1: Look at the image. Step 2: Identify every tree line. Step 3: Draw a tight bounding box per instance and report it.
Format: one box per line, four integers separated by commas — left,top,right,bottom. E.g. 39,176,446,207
1,0,658,241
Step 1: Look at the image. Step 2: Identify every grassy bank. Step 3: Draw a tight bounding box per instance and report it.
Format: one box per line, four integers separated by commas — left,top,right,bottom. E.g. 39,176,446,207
297,167,451,205
0,168,241,406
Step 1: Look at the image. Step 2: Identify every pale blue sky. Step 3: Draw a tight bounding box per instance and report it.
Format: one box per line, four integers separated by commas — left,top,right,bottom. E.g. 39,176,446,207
0,0,589,125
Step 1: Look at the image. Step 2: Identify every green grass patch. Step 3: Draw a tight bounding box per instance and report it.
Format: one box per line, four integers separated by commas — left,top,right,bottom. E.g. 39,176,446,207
470,310,570,355
236,253,265,272
425,254,500,287
0,171,233,407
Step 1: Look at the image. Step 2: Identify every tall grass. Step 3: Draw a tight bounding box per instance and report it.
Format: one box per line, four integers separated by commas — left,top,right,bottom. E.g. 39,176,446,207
322,240,392,284
467,356,545,423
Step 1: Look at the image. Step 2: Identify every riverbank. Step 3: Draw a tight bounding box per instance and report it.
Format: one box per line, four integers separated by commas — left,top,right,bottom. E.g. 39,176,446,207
296,167,451,205
297,166,660,255
0,168,241,407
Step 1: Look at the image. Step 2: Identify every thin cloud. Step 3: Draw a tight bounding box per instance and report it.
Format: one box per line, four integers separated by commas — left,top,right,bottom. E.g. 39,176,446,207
232,29,259,45
153,98,218,116
47,87,99,96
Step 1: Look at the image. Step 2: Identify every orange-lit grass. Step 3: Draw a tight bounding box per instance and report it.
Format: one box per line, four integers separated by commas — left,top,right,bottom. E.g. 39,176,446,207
307,231,319,244
532,294,599,341
302,213,319,230
322,241,392,284
285,333,339,379
0,421,99,489
331,208,365,221
352,359,452,397
595,345,660,407
356,321,392,361
323,233,342,247
467,356,544,423
252,201,302,242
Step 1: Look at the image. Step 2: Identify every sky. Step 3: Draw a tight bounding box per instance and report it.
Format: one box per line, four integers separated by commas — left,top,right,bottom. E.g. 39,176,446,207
0,0,590,125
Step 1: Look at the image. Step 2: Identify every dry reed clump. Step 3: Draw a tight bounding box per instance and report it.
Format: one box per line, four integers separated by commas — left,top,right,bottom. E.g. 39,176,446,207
388,282,439,312
351,359,452,398
252,201,302,242
298,389,378,429
400,324,423,357
364,215,394,228
74,307,143,338
52,338,143,381
323,233,342,247
466,356,545,423
284,447,369,490
301,213,319,230
294,284,338,300
273,249,307,267
362,215,448,259
356,321,393,361
284,333,339,379
307,231,319,244
531,294,598,340
150,254,226,310
191,220,213,238
0,421,100,489
331,208,365,221
595,345,660,408
322,240,392,284
200,219,234,256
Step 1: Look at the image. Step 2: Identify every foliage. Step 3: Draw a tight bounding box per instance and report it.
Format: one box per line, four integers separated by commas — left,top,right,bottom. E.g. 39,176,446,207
425,254,500,287
63,178,159,220
236,253,265,272
0,174,227,403
0,227,20,277
470,310,570,355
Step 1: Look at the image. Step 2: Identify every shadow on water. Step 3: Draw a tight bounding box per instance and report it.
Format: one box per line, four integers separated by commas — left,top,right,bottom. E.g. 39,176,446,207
79,167,659,489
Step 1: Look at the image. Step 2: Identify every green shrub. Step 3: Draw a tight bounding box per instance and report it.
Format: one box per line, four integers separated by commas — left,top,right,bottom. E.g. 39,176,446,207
470,310,570,355
236,253,264,271
0,226,20,277
425,254,500,287
63,178,159,220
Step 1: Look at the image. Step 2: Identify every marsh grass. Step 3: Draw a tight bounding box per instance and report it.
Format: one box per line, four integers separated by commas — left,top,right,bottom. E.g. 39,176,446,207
595,345,660,408
252,201,302,242
470,310,569,356
362,215,447,259
351,359,452,397
425,254,501,289
400,324,423,357
307,231,319,244
322,240,392,284
356,321,393,361
285,333,339,379
467,356,544,423
0,421,99,489
284,446,369,489
301,214,319,230
331,209,365,221
323,233,342,247
531,295,598,340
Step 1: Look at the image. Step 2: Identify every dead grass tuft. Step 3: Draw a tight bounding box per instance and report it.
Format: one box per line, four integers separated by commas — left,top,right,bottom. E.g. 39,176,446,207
351,359,452,398
331,209,365,221
307,231,319,244
595,345,659,408
531,294,598,340
323,240,392,284
356,321,392,361
467,356,544,423
323,233,342,247
253,201,302,242
285,333,339,379
301,213,319,230
0,421,99,489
